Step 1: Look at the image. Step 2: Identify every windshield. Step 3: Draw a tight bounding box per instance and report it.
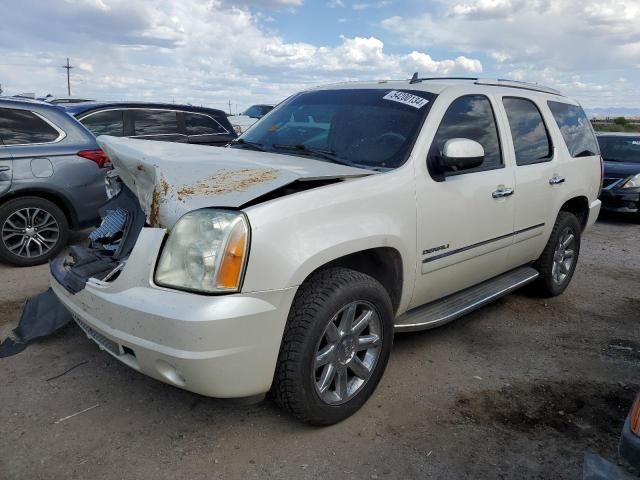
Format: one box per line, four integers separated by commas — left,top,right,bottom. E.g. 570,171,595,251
598,136,640,163
236,89,435,170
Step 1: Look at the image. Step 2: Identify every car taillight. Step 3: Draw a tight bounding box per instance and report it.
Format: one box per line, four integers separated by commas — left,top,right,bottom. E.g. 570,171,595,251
78,149,111,168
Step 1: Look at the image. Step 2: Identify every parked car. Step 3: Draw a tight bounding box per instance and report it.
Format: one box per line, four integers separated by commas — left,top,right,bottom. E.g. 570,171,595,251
597,133,640,220
0,98,107,266
228,104,274,134
61,102,237,146
50,77,602,425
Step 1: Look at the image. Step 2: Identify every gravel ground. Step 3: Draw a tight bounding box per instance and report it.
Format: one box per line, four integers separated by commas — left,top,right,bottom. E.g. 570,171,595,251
1,217,639,479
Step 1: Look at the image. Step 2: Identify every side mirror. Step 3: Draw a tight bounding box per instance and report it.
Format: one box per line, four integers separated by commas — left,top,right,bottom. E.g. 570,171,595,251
439,138,484,172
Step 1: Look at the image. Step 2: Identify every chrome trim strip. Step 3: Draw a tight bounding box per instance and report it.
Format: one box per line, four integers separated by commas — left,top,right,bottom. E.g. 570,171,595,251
422,223,545,264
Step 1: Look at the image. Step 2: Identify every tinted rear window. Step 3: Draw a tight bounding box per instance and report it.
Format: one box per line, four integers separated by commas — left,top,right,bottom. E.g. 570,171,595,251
503,97,552,165
184,113,227,135
132,110,178,136
547,101,599,157
0,108,60,145
80,110,124,137
598,136,640,164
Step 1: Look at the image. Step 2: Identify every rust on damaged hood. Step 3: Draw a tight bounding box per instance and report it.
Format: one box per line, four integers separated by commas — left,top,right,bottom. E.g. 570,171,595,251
97,136,375,228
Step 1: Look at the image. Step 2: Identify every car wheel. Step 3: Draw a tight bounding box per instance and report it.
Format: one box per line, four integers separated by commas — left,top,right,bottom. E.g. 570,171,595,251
273,267,394,425
0,197,69,267
533,211,581,297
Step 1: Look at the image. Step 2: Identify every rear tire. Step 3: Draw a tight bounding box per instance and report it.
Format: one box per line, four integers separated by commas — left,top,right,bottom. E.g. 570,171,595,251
533,211,581,297
273,267,394,425
0,197,69,267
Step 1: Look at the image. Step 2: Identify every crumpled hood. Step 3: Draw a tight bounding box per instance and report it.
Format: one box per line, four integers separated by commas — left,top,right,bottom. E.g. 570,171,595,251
98,136,374,228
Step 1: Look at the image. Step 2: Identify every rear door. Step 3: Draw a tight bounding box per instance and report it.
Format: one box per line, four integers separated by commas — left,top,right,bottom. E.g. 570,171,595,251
498,96,558,267
130,109,187,143
183,112,235,146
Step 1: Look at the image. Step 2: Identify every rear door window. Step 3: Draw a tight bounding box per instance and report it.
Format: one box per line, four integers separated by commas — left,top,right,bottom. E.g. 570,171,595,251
132,110,178,136
429,94,502,173
80,110,124,137
0,108,61,145
184,113,227,135
547,101,599,157
503,97,552,165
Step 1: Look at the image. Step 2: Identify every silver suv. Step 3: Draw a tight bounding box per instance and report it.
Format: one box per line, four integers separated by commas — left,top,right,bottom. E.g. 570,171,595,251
0,98,107,266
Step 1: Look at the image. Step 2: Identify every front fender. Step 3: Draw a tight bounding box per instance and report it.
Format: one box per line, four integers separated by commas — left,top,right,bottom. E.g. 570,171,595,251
242,169,417,311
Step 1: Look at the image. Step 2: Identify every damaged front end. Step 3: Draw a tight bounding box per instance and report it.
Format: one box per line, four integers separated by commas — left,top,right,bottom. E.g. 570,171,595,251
51,183,145,293
0,176,145,357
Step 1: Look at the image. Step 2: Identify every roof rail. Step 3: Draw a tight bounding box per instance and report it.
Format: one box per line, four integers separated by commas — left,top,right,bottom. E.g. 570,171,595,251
474,79,564,96
406,73,564,96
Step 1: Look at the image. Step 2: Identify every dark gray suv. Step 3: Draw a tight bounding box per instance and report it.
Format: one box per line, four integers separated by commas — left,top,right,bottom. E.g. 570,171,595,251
0,98,107,266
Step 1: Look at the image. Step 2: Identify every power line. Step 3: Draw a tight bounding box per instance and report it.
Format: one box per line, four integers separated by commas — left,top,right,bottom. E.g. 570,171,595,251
62,58,73,96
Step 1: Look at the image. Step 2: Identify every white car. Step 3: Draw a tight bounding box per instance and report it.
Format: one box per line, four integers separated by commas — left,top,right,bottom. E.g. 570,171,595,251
50,77,602,425
228,104,274,134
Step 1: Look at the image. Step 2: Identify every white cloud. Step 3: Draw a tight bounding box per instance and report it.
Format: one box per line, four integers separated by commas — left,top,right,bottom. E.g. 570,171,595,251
352,1,391,10
327,0,344,7
0,0,481,111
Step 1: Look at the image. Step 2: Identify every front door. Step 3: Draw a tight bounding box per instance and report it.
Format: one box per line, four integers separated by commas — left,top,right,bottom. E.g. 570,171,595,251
411,93,516,308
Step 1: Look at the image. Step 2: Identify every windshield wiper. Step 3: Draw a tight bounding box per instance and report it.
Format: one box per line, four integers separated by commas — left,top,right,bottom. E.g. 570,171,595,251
271,144,355,167
229,138,266,152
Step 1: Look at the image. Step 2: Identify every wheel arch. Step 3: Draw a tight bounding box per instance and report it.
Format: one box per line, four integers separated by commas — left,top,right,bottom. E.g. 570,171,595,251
294,246,404,315
558,196,589,231
0,187,79,228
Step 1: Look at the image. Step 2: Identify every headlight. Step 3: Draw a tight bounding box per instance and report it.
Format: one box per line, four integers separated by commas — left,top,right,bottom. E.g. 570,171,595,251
155,209,249,293
621,173,640,189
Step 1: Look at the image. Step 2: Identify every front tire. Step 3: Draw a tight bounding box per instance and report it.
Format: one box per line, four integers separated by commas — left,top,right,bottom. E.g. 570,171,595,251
533,211,581,297
273,267,394,425
0,197,69,267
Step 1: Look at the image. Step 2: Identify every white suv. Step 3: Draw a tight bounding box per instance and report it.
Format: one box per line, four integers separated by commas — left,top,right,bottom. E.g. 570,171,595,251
50,77,602,425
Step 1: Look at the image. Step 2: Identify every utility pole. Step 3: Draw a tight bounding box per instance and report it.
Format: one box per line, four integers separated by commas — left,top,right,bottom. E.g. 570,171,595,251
228,100,232,115
62,58,73,96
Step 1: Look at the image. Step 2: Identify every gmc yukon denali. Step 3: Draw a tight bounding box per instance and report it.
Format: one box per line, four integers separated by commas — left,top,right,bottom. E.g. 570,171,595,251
49,77,602,425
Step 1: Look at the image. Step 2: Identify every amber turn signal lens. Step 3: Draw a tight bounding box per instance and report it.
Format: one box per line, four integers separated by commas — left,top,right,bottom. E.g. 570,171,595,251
630,395,640,437
216,220,248,290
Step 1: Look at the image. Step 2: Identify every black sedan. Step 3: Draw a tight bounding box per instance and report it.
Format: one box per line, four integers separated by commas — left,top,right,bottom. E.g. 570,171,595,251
597,133,640,220
61,101,237,147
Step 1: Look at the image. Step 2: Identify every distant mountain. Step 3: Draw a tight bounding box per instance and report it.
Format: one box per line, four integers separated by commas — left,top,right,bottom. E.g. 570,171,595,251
586,107,640,118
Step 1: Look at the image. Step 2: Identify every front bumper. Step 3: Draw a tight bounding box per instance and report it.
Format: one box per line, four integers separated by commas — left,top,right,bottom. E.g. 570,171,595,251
600,189,640,214
51,228,297,398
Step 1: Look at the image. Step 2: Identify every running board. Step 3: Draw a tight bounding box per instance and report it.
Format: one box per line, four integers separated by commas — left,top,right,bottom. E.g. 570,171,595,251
394,266,539,332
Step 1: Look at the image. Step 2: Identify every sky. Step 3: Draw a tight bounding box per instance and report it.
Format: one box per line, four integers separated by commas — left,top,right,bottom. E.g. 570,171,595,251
0,0,638,114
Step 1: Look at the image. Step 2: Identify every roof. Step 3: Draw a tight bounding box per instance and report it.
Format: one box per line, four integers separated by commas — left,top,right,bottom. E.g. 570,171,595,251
0,96,60,109
309,76,571,100
60,101,227,117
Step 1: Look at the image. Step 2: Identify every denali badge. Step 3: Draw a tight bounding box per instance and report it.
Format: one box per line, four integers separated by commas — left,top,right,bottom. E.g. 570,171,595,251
423,244,450,255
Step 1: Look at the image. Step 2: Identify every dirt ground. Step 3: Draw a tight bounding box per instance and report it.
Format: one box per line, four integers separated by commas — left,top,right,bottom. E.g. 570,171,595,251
1,217,639,479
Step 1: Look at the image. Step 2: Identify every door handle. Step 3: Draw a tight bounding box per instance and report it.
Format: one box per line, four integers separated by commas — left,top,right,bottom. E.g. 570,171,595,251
0,166,9,172
492,187,514,199
549,175,565,185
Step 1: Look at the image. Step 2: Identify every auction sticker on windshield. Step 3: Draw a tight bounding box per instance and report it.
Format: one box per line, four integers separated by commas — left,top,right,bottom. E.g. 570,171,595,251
383,91,429,109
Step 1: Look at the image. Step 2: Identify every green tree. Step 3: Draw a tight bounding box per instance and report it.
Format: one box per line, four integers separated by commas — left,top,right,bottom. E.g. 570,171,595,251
613,117,628,126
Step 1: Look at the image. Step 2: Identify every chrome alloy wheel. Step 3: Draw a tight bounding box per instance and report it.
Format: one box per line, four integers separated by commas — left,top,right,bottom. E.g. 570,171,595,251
1,207,60,258
552,227,576,285
313,301,383,405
